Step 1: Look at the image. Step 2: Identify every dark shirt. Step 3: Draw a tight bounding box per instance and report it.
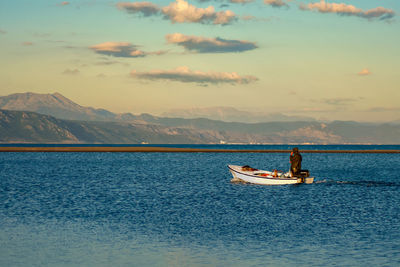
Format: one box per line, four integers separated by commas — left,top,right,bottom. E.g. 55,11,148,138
290,152,302,175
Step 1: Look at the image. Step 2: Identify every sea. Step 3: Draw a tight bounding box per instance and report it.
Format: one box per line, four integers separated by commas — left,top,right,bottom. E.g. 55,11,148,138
1,145,399,266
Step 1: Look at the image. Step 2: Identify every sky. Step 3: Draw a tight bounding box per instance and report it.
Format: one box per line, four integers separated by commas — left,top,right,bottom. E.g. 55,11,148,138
0,0,399,122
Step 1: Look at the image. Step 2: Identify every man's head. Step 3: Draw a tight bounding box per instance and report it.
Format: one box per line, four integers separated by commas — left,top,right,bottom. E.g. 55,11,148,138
292,147,299,154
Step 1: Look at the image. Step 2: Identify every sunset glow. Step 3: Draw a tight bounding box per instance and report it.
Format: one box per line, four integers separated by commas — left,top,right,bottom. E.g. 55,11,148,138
0,0,399,122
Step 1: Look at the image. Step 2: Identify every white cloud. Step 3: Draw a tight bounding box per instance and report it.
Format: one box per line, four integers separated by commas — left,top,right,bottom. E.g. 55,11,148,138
130,66,258,84
116,0,237,25
89,42,166,58
162,0,237,25
230,0,254,3
300,0,395,20
166,33,257,53
264,0,289,8
116,2,160,16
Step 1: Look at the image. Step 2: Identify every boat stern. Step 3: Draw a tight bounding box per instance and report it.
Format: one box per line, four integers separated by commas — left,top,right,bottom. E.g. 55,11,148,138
296,177,314,184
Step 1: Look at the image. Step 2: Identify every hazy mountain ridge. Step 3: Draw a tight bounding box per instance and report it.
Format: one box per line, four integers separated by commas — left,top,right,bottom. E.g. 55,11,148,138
0,92,117,122
161,107,315,123
2,109,400,144
0,109,223,143
0,92,315,124
0,109,79,143
1,92,400,144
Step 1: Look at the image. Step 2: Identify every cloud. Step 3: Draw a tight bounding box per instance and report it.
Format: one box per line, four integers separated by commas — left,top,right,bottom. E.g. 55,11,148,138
241,15,255,21
358,68,371,76
0,29,7,34
162,0,237,25
300,107,336,113
199,0,253,3
241,15,276,22
229,0,254,3
165,33,257,53
323,97,363,105
366,107,400,112
116,2,160,16
300,0,395,20
362,7,395,20
61,1,69,5
264,0,289,8
62,69,80,75
90,42,148,58
117,0,237,25
95,60,130,66
200,0,253,3
22,42,34,46
130,66,258,84
149,50,168,55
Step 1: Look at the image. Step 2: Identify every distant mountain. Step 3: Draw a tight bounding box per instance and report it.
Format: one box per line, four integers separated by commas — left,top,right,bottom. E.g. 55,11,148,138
161,107,315,123
0,92,315,124
1,109,400,144
0,109,222,144
0,92,121,122
1,92,400,144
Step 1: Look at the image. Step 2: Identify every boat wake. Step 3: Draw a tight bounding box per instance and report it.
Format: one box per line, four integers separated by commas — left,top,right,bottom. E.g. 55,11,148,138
315,179,400,187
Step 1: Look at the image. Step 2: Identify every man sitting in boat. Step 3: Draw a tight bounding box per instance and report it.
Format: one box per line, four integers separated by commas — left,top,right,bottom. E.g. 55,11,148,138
290,147,302,177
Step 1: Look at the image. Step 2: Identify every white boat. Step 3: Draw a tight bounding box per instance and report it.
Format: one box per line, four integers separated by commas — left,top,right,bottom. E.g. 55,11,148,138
228,165,314,185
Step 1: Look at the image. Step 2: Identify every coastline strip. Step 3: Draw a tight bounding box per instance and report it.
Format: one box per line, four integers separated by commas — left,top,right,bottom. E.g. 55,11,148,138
0,147,399,153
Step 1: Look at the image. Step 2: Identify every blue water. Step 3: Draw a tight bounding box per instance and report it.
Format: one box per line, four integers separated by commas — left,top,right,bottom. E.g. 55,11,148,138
2,143,400,151
1,147,400,266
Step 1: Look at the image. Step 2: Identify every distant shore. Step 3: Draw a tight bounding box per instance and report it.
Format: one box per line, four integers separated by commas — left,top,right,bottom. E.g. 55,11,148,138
1,147,399,153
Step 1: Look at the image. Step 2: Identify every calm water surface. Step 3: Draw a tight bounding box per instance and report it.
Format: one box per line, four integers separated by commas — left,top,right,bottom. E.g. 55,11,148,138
1,147,400,266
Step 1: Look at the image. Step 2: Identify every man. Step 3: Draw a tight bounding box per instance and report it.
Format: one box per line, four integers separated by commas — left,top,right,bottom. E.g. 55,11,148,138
290,147,302,177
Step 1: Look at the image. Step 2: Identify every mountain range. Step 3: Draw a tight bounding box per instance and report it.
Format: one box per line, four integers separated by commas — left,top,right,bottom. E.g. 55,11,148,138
161,107,315,123
0,92,120,122
1,92,400,144
0,92,315,123
0,109,222,144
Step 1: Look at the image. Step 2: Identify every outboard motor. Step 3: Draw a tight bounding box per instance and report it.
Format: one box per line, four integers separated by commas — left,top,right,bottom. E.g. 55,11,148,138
299,170,310,178
296,170,314,184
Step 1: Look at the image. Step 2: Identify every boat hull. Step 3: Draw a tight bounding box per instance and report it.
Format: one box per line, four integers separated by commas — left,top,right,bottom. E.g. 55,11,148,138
228,165,313,185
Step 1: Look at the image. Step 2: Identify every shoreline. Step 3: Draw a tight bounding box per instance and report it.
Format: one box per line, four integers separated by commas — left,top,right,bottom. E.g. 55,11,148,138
0,147,399,153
